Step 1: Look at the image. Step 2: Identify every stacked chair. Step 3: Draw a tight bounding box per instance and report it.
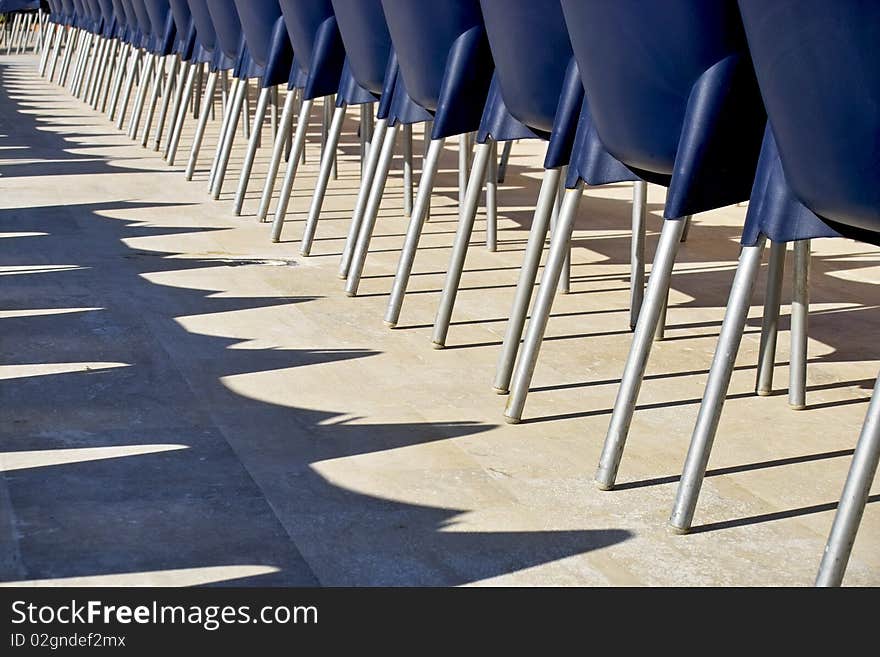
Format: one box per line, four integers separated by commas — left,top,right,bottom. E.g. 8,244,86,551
19,0,880,586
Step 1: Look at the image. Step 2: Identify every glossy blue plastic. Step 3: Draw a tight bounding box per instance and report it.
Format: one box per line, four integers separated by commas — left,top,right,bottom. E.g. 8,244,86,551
380,0,493,139
739,0,878,246
561,0,766,219
232,0,291,87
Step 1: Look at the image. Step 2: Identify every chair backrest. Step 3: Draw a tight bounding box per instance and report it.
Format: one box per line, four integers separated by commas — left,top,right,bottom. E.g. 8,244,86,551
561,0,750,176
205,0,240,61
144,0,170,41
186,0,216,52
479,0,572,134
379,0,486,112
130,0,152,43
330,0,390,95
738,0,880,234
277,0,331,74
118,0,138,38
231,0,279,68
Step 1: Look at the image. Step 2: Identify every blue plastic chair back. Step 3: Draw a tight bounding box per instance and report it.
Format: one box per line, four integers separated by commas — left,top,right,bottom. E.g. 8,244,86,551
130,0,152,47
330,0,390,96
380,0,493,138
561,0,765,219
0,1,41,10
144,0,174,54
232,0,290,86
96,0,116,36
479,0,571,135
205,0,240,63
739,1,880,242
167,0,194,58
278,0,344,99
118,0,139,42
475,0,582,169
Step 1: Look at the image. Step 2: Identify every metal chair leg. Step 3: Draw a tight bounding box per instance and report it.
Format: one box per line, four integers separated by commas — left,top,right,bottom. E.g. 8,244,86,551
38,20,55,75
755,240,786,395
339,118,390,279
166,61,198,166
164,61,192,159
383,137,450,325
106,44,130,120
816,373,880,586
485,139,498,252
596,217,690,489
492,168,564,394
402,123,413,217
211,76,248,198
128,53,156,139
268,98,314,241
344,123,401,295
208,76,241,190
115,48,142,130
504,184,585,423
46,23,64,82
630,181,648,329
255,87,298,222
152,55,179,150
233,86,272,215
140,54,167,147
551,170,570,293
97,39,119,112
301,104,347,254
668,237,767,531
429,141,493,342
790,239,810,409
185,70,218,181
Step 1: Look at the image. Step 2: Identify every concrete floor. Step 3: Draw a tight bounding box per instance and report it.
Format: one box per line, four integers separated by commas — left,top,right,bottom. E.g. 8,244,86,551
0,54,878,586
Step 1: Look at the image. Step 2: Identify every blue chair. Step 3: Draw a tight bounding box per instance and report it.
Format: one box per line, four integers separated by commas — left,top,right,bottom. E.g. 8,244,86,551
294,0,392,254
427,0,591,359
103,0,132,117
343,0,495,300
203,0,255,196
145,0,190,150
228,0,294,213
502,0,766,425
124,0,176,141
111,0,151,127
39,0,65,76
669,0,880,586
82,0,116,110
260,0,350,234
176,0,238,171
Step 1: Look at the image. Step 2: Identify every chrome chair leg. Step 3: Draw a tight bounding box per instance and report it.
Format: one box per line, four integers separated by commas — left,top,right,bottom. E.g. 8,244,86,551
339,118,390,279
492,168,564,393
790,239,810,409
211,76,248,198
301,104,347,254
504,184,585,423
668,237,767,531
429,141,493,341
596,217,690,489
485,139,498,252
383,137,449,326
344,123,402,295
185,70,219,180
268,98,315,241
755,240,786,395
630,181,648,329
816,375,880,586
233,86,272,215
152,55,179,151
166,61,198,166
255,87,298,222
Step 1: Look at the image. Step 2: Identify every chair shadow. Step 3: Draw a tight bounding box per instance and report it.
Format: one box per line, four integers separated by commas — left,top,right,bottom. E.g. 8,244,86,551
0,61,632,586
